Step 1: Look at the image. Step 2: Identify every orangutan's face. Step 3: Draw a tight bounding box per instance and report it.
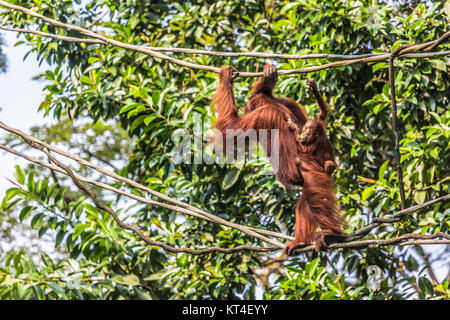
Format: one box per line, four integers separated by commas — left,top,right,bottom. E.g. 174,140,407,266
300,120,319,145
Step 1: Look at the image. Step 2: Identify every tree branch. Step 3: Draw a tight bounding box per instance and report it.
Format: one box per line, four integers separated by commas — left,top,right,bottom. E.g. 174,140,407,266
0,2,449,78
0,121,287,246
1,137,449,255
0,0,448,254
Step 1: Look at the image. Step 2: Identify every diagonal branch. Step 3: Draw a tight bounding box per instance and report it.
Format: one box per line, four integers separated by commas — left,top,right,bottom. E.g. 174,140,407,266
17,140,279,254
0,1,449,77
3,25,449,62
0,121,287,247
1,134,449,255
0,142,291,245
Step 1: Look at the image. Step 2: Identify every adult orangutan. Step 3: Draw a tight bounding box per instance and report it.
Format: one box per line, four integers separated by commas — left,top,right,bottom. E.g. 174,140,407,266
213,64,346,254
214,65,307,189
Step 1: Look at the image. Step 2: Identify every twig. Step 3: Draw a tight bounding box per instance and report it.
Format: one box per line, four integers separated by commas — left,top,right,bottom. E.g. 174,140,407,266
0,2,449,77
1,25,449,63
1,141,449,255
0,142,291,245
0,121,287,246
21,141,280,254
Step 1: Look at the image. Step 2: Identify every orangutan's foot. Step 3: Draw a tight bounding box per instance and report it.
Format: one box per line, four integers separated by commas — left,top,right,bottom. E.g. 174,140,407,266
284,240,308,256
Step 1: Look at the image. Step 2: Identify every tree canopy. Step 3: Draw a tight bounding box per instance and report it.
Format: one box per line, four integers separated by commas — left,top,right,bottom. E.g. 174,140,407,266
0,0,449,300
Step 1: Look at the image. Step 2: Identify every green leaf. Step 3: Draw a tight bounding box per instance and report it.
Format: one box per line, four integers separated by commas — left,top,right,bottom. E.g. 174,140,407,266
378,160,389,182
80,75,92,85
30,213,44,229
429,112,441,123
222,168,240,190
445,0,450,18
40,252,55,269
372,62,388,72
19,206,35,222
55,230,65,246
14,166,25,185
129,85,142,98
414,191,427,204
361,185,376,202
144,273,165,281
111,274,140,286
33,285,45,300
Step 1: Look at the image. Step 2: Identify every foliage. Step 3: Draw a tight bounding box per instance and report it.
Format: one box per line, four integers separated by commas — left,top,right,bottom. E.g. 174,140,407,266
0,32,6,74
0,0,449,299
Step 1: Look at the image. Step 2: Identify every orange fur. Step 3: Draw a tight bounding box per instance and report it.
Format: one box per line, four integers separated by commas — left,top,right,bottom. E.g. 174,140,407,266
213,66,346,254
213,66,305,188
285,121,346,254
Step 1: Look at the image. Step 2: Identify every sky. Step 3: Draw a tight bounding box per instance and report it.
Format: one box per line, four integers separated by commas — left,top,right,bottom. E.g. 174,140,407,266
0,31,53,198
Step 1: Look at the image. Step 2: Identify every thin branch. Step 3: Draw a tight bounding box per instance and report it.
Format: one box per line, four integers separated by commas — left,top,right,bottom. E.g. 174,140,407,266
20,142,279,254
1,25,449,63
389,44,411,210
397,266,422,294
0,143,291,244
1,140,449,255
0,121,287,246
0,1,449,78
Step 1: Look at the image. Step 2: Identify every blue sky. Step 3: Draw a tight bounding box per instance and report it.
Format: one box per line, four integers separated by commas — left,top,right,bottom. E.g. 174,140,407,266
0,31,52,198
